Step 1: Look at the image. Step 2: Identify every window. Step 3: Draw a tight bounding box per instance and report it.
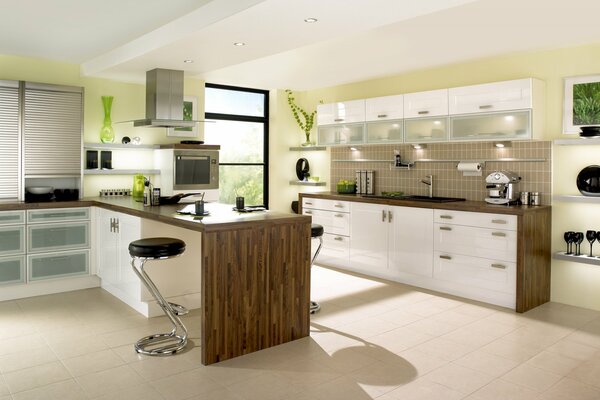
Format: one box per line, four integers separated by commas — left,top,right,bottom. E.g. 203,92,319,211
204,83,269,207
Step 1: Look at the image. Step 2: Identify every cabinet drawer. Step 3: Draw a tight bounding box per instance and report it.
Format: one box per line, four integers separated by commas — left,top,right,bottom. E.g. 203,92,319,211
302,198,350,213
27,207,90,224
434,251,516,295
404,89,449,118
0,225,25,256
434,209,517,231
303,209,350,236
317,233,350,268
0,255,25,285
27,222,89,253
365,94,403,121
449,79,532,115
28,249,89,281
0,210,25,226
434,223,516,262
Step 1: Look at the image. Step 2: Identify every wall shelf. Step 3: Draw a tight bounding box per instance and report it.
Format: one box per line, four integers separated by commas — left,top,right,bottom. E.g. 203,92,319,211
84,169,160,175
289,180,326,186
289,146,327,151
332,157,545,163
554,137,600,146
83,143,159,150
554,252,600,266
553,195,600,204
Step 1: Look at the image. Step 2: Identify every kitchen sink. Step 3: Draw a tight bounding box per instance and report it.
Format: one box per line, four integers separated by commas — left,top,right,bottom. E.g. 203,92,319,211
363,194,466,203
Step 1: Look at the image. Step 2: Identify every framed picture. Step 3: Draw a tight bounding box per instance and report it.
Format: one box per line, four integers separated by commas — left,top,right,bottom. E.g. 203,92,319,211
167,96,198,137
563,75,600,134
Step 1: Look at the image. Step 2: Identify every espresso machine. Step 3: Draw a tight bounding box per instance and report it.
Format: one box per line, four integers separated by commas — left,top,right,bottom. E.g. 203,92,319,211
484,171,521,205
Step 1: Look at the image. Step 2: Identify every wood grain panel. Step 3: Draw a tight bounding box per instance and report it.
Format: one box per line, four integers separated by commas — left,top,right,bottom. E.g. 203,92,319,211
201,220,311,364
516,207,551,312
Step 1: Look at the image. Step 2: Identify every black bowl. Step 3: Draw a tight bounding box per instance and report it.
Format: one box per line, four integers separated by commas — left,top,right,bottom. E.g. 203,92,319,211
577,165,600,196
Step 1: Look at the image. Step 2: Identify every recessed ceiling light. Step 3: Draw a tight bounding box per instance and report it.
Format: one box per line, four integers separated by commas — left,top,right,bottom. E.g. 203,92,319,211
304,17,318,23
233,42,246,46
183,59,194,63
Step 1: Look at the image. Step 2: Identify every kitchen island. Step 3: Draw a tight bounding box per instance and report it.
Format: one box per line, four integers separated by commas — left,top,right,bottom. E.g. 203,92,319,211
0,198,312,365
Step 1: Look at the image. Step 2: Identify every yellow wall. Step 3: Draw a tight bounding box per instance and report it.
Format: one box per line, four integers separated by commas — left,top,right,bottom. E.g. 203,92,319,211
281,42,600,310
0,55,205,197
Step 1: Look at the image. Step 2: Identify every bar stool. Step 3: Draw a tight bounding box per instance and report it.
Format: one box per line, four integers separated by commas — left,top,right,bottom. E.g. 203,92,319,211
310,224,324,314
128,237,188,356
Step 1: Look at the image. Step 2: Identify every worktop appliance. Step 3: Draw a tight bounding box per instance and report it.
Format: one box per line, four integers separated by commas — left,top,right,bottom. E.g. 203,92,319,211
484,171,521,205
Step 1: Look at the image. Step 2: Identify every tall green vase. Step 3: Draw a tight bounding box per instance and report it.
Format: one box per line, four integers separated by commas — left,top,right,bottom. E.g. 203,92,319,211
100,96,115,143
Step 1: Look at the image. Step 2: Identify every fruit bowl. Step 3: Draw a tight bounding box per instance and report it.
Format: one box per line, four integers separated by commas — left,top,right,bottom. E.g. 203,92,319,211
337,183,356,194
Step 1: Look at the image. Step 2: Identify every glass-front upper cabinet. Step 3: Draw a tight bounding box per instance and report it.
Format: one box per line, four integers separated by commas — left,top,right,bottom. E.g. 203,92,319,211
367,120,403,143
404,117,448,143
450,110,531,141
318,123,365,145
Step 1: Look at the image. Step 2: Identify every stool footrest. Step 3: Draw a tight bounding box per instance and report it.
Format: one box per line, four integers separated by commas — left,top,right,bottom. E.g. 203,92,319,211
134,333,187,356
168,302,189,316
310,301,321,315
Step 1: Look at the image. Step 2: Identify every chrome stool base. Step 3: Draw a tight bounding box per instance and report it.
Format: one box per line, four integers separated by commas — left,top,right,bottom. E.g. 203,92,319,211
168,303,189,316
310,301,321,314
310,231,324,315
134,333,187,356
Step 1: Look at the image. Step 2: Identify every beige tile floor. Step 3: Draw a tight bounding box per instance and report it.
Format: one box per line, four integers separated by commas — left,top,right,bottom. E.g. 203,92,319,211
1,266,600,399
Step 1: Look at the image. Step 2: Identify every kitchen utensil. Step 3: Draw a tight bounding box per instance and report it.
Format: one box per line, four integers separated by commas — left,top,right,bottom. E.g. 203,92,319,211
195,200,204,215
484,171,521,205
587,230,596,257
121,136,131,144
86,150,98,169
564,231,575,254
236,196,245,210
577,166,600,196
580,126,600,135
26,186,54,194
158,193,196,205
530,192,541,205
575,232,584,255
519,191,530,205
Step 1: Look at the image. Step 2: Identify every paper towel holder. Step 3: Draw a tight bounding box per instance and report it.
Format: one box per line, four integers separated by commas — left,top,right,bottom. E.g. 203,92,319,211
457,161,485,177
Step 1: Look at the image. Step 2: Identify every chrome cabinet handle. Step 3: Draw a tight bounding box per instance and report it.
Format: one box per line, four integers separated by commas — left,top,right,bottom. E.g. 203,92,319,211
334,214,344,218
491,219,507,224
417,110,429,115
388,210,392,223
492,232,506,237
305,202,313,205
439,255,452,260
334,118,344,122
440,215,453,219
479,105,493,109
382,210,386,222
439,226,452,231
491,263,506,269
304,210,312,214
377,114,388,118
334,237,343,241
334,204,344,208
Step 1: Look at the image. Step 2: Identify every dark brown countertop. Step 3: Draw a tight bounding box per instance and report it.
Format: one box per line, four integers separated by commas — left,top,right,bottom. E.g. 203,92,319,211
0,198,310,233
299,192,550,215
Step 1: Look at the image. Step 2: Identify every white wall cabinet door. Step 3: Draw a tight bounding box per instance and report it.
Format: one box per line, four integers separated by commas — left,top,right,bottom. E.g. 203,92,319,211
449,78,532,115
389,206,434,278
365,94,403,121
349,202,388,276
404,89,449,118
317,100,365,125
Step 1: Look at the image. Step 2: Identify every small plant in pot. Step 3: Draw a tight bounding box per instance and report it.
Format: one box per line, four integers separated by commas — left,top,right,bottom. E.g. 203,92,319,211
285,89,318,146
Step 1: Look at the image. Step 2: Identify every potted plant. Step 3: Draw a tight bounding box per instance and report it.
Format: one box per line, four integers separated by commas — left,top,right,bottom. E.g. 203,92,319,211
285,89,318,146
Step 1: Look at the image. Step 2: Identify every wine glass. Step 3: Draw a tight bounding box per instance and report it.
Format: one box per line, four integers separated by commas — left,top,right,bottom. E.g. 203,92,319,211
564,231,575,254
575,232,584,256
587,230,597,257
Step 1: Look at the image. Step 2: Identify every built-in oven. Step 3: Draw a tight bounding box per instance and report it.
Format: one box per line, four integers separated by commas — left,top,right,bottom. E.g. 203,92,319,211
155,148,219,200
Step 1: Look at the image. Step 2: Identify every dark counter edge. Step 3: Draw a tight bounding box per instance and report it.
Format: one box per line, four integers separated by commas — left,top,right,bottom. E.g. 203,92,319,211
299,192,550,215
0,199,311,233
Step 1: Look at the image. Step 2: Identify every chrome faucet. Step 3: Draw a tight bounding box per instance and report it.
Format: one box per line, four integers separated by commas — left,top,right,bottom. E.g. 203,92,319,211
421,174,433,198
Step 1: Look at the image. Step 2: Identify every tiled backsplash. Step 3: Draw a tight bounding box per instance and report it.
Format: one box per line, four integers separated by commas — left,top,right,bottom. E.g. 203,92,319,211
330,141,552,204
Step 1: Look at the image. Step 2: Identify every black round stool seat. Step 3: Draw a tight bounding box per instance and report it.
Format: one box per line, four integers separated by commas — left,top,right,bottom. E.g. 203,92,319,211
311,224,324,238
128,237,186,258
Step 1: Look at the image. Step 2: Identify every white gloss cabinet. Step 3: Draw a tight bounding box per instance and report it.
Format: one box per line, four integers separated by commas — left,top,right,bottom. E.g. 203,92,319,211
317,100,365,125
349,202,389,277
389,206,434,278
403,89,449,118
365,95,403,121
448,78,534,115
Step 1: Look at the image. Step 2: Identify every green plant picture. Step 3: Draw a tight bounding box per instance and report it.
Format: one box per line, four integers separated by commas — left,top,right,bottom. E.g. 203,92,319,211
175,100,194,132
168,96,198,137
573,82,600,125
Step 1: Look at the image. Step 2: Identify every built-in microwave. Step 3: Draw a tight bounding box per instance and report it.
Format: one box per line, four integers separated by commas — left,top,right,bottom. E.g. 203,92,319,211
155,148,219,200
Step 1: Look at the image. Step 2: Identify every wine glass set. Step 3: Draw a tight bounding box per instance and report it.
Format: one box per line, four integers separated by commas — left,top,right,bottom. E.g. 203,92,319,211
564,231,599,256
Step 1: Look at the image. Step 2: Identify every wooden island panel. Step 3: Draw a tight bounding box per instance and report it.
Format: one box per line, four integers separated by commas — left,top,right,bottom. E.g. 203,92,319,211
201,220,311,365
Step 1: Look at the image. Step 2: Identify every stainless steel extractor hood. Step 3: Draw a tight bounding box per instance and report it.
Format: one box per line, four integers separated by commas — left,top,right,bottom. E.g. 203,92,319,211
132,68,196,128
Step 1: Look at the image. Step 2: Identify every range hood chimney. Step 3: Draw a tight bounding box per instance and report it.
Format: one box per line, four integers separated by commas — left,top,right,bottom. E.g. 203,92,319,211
132,68,196,128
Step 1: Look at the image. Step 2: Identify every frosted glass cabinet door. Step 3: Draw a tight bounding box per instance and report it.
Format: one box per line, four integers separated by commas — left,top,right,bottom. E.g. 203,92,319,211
27,208,89,224
28,249,89,281
0,226,25,256
0,211,25,225
404,118,448,143
450,110,530,141
367,120,403,143
27,222,89,253
318,123,365,145
0,255,25,285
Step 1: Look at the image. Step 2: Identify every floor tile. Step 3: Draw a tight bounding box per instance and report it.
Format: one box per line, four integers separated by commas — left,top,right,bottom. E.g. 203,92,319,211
385,377,465,400
76,364,144,398
546,338,598,361
424,363,494,395
411,337,475,361
0,346,57,374
480,337,545,363
537,377,600,400
567,351,600,389
527,350,583,376
3,361,71,394
94,383,164,400
464,379,539,400
62,348,125,377
11,379,87,400
501,363,562,392
150,367,224,400
453,350,520,378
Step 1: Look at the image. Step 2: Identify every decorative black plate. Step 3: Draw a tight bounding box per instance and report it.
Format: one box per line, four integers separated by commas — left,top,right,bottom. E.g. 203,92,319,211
577,165,600,196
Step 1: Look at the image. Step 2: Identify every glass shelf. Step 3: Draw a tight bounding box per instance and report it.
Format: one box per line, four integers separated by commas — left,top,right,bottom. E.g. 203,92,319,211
289,180,326,186
83,143,159,150
84,169,160,175
554,137,600,145
554,252,600,266
553,195,600,204
289,146,326,151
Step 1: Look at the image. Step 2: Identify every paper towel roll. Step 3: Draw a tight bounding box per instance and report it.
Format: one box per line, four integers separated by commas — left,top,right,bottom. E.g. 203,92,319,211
457,162,483,176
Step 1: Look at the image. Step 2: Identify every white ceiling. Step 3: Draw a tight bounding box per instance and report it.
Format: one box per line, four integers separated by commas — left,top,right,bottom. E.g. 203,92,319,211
2,0,600,90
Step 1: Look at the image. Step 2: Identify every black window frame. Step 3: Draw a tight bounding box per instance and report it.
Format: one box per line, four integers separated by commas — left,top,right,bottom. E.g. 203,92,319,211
204,83,269,208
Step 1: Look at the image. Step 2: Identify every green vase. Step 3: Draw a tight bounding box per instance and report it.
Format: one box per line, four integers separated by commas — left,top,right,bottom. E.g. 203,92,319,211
100,96,115,143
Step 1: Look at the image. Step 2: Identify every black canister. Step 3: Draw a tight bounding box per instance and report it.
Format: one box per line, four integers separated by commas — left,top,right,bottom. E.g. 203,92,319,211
236,196,245,210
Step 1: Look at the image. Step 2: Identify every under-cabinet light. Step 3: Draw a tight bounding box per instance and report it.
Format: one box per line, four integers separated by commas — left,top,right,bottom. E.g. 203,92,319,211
494,141,512,148
412,144,427,150
304,18,318,23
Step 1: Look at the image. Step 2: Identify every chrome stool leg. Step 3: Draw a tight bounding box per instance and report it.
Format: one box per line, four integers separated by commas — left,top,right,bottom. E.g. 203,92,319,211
131,257,188,356
310,235,323,315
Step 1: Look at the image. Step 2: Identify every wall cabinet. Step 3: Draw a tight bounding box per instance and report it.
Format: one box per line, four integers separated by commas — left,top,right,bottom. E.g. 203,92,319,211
365,95,403,121
404,117,448,143
366,120,403,144
317,123,365,145
0,81,20,200
0,210,25,286
317,100,365,125
448,78,533,115
403,89,449,118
